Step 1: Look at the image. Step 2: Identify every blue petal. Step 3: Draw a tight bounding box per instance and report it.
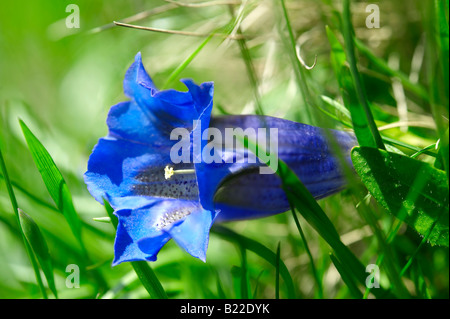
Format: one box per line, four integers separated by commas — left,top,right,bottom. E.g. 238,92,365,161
123,52,214,131
112,202,171,265
107,101,168,146
85,58,214,207
113,199,216,265
196,115,357,221
123,52,158,106
166,206,217,262
84,136,173,207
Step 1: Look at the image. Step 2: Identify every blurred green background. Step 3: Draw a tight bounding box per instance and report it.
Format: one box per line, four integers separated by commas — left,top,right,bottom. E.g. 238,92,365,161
0,0,448,299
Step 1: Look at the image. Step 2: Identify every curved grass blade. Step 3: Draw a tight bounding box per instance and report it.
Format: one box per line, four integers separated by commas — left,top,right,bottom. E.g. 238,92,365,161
278,0,313,124
252,269,265,299
18,209,58,298
216,272,227,299
290,205,323,298
235,132,392,298
0,148,48,298
326,25,383,150
316,96,438,158
162,34,214,90
19,119,108,293
238,245,250,299
330,253,363,299
354,39,429,101
228,4,264,116
19,120,82,243
341,0,385,150
351,147,449,247
131,261,168,299
275,242,280,299
212,225,296,299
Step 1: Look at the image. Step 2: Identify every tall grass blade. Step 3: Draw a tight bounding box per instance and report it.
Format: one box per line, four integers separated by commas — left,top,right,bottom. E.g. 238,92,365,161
236,132,392,298
19,120,82,243
131,261,168,299
19,119,108,293
275,242,280,299
330,253,363,299
213,225,296,298
239,245,250,299
278,0,313,124
341,1,385,150
0,148,48,298
228,4,264,116
18,208,58,298
354,39,429,101
162,34,214,90
290,205,323,298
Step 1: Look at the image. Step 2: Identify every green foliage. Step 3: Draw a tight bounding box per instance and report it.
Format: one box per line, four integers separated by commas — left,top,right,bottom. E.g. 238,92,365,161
212,226,296,299
351,147,449,247
19,120,83,246
18,209,58,298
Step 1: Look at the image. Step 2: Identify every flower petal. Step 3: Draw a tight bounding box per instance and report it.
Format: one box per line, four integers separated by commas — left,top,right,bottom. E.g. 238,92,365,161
112,203,171,265
165,206,217,262
106,101,169,146
196,115,357,221
113,199,216,265
84,135,199,209
123,52,157,105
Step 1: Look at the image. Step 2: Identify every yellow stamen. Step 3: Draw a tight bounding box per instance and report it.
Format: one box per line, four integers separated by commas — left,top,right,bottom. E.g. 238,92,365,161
164,165,196,180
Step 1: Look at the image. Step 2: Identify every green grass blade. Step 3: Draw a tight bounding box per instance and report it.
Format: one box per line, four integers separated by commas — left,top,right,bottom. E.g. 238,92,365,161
326,26,378,149
0,148,48,299
238,245,250,299
381,136,437,158
252,269,265,299
341,0,385,150
435,0,449,100
278,160,395,298
19,120,82,242
278,0,313,124
103,198,118,229
424,1,450,182
18,208,58,298
228,4,264,116
235,132,392,298
330,253,363,299
275,242,280,299
216,272,227,299
131,261,168,299
19,119,108,293
320,95,352,126
340,1,385,150
213,225,296,299
354,39,429,101
0,150,19,217
290,205,323,298
162,34,214,90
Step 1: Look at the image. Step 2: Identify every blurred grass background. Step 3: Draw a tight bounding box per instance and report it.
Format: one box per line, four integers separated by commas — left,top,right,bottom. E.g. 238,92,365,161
0,0,448,298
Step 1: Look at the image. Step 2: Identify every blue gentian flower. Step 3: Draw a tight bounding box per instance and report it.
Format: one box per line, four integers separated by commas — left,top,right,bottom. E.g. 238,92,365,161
85,52,357,265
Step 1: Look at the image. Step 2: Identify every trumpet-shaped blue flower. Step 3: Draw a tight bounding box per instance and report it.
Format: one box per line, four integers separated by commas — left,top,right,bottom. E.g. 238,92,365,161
85,52,357,265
